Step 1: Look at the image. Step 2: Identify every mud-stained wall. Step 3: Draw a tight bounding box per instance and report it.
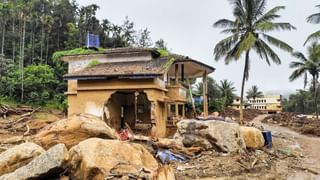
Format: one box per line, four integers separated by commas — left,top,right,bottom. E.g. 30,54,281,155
68,90,115,117
144,89,168,137
67,79,169,137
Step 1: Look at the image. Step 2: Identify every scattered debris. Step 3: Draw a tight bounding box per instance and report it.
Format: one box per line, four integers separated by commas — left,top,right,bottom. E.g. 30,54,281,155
221,107,263,122
263,112,320,136
156,150,188,164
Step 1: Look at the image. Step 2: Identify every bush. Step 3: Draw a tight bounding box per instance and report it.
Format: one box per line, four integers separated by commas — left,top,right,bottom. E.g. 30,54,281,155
2,65,59,105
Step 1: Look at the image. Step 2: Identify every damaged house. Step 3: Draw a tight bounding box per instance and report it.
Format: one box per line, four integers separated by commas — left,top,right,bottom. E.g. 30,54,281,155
61,48,215,137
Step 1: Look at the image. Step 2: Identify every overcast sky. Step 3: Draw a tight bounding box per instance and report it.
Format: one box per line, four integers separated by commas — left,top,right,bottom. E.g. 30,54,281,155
76,0,319,96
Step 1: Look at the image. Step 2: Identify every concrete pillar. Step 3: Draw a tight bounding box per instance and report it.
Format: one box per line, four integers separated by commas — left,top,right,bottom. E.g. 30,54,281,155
175,64,179,85
203,71,208,117
182,104,185,118
175,103,179,117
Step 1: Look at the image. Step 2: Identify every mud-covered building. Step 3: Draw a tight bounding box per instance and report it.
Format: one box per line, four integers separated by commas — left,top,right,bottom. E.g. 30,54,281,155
61,48,215,137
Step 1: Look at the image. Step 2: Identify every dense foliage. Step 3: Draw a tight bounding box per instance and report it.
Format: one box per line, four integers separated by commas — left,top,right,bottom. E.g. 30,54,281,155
0,0,167,108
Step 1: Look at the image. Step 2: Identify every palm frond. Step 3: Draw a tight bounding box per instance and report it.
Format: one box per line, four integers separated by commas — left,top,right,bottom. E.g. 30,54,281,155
214,34,239,60
255,6,285,24
305,30,320,45
256,22,296,32
258,39,281,64
289,68,307,82
252,0,266,20
236,32,256,59
254,40,270,65
291,52,307,62
213,19,236,28
261,34,293,52
307,13,320,24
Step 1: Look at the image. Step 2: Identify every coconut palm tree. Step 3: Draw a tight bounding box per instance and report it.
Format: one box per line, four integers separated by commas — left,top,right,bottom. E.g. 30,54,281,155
289,43,320,119
218,79,236,107
305,5,320,44
246,85,263,100
213,0,295,124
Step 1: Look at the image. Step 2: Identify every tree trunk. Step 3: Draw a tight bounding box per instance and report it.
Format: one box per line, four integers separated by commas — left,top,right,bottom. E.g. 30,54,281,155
20,17,26,102
40,23,44,62
313,75,318,119
1,19,6,62
45,34,49,64
12,18,15,62
239,50,250,125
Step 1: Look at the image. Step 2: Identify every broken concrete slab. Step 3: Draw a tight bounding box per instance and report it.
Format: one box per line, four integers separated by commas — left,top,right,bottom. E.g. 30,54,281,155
0,142,45,176
68,138,159,180
240,126,265,149
33,113,119,149
0,143,68,180
174,120,246,153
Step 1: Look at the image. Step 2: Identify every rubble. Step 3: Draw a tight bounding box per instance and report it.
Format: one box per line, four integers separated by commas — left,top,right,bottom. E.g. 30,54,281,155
240,126,265,149
0,104,37,118
0,142,45,176
263,112,320,136
33,114,119,149
68,138,159,179
174,119,246,153
0,144,68,180
221,107,263,122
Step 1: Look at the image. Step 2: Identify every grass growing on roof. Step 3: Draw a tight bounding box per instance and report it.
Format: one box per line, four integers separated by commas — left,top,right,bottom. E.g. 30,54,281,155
157,49,169,57
86,60,101,68
52,48,106,61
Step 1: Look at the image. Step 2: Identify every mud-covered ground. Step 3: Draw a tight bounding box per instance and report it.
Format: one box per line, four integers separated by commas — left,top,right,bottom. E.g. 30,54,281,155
1,112,319,180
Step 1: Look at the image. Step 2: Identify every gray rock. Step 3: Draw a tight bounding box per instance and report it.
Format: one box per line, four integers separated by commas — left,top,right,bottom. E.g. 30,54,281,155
0,142,45,176
0,144,68,180
174,120,246,153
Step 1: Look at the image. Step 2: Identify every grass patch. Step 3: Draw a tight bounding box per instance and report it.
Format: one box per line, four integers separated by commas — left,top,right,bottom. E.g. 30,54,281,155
86,60,101,68
157,49,169,57
52,48,106,61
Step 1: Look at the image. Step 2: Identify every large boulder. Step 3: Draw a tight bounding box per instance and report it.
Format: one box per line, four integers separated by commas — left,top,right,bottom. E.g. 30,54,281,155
0,144,68,180
34,114,119,149
174,120,246,153
68,138,159,180
0,142,45,176
240,126,265,149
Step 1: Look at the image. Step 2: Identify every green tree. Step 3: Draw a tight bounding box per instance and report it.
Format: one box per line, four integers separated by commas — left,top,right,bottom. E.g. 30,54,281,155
305,5,320,44
3,65,58,105
136,28,153,47
213,0,295,124
246,85,263,100
154,38,168,50
218,79,236,107
289,43,320,119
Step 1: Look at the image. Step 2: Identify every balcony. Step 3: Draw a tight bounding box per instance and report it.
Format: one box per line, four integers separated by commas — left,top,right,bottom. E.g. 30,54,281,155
166,83,187,102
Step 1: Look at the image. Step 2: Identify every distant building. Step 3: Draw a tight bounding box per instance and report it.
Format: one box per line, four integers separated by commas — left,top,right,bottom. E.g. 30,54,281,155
230,96,250,110
247,95,282,114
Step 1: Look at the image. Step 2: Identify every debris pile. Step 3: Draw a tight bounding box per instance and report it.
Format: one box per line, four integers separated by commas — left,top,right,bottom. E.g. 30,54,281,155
0,104,36,118
263,112,320,136
221,107,263,121
0,112,309,179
